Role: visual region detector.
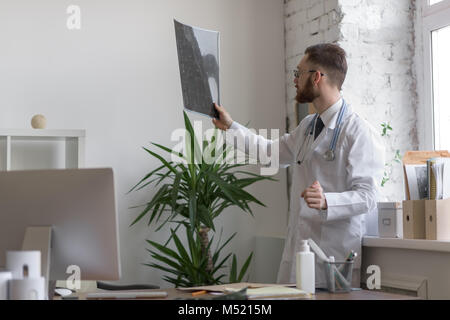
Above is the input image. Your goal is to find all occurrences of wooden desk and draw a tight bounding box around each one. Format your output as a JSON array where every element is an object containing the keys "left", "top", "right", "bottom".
[
  {"left": 313, "top": 289, "right": 420, "bottom": 300},
  {"left": 65, "top": 287, "right": 420, "bottom": 300}
]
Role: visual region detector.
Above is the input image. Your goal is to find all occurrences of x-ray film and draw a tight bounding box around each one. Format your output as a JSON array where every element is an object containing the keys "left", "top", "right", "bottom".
[{"left": 174, "top": 19, "right": 220, "bottom": 118}]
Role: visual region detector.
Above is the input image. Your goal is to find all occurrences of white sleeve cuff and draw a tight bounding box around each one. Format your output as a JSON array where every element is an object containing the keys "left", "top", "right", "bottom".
[{"left": 229, "top": 121, "right": 246, "bottom": 131}]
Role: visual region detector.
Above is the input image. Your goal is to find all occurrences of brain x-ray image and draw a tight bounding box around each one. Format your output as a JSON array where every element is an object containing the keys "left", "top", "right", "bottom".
[{"left": 174, "top": 19, "right": 220, "bottom": 119}]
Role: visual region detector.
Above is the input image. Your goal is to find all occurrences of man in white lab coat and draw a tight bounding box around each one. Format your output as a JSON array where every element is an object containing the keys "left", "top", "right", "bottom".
[{"left": 212, "top": 43, "right": 385, "bottom": 288}]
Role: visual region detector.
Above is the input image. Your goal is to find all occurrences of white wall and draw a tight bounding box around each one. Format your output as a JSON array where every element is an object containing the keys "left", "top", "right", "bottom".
[
  {"left": 285, "top": 0, "right": 342, "bottom": 129},
  {"left": 339, "top": 0, "right": 418, "bottom": 202},
  {"left": 414, "top": 0, "right": 430, "bottom": 151},
  {"left": 0, "top": 0, "right": 287, "bottom": 287}
]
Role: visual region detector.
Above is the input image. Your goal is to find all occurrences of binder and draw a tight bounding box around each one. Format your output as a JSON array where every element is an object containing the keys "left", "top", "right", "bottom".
[{"left": 427, "top": 158, "right": 437, "bottom": 200}]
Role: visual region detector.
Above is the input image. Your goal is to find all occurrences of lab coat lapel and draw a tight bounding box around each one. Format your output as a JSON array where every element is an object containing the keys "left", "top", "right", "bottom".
[
  {"left": 305, "top": 103, "right": 353, "bottom": 163},
  {"left": 302, "top": 129, "right": 328, "bottom": 163}
]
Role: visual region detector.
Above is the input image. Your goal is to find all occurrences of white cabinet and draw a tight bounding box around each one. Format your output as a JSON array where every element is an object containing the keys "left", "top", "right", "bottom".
[{"left": 0, "top": 129, "right": 85, "bottom": 171}]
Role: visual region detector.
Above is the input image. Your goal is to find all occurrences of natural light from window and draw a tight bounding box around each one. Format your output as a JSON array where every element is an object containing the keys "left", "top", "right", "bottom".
[
  {"left": 432, "top": 25, "right": 450, "bottom": 150},
  {"left": 430, "top": 0, "right": 444, "bottom": 5}
]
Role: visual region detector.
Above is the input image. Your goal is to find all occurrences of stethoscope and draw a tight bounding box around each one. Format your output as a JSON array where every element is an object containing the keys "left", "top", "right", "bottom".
[{"left": 297, "top": 100, "right": 348, "bottom": 165}]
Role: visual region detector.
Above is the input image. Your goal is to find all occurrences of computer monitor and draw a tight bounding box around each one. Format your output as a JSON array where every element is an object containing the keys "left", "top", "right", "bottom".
[{"left": 0, "top": 168, "right": 121, "bottom": 283}]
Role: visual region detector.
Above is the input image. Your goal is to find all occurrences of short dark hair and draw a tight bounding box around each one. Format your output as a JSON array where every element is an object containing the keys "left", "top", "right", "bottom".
[{"left": 304, "top": 43, "right": 348, "bottom": 90}]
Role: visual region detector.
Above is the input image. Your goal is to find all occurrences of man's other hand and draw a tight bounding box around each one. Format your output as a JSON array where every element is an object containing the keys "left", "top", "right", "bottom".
[
  {"left": 301, "top": 181, "right": 328, "bottom": 210},
  {"left": 212, "top": 103, "right": 233, "bottom": 131}
]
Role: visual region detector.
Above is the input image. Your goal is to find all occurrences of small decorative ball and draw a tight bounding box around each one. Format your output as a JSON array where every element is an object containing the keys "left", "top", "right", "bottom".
[{"left": 31, "top": 114, "right": 47, "bottom": 129}]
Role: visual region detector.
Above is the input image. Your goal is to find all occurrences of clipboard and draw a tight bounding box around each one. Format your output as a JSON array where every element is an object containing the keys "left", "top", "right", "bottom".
[{"left": 402, "top": 151, "right": 450, "bottom": 200}]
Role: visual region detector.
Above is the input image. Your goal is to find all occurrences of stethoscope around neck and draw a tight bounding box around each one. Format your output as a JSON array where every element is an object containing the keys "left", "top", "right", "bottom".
[{"left": 296, "top": 100, "right": 348, "bottom": 165}]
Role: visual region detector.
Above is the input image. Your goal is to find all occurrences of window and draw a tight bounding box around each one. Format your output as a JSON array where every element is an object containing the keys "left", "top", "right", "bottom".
[
  {"left": 422, "top": 0, "right": 450, "bottom": 150},
  {"left": 430, "top": 0, "right": 444, "bottom": 5},
  {"left": 431, "top": 26, "right": 450, "bottom": 149}
]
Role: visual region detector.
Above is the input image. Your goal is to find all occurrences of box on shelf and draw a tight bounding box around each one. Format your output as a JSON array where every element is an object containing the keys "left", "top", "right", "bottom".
[
  {"left": 403, "top": 200, "right": 426, "bottom": 239},
  {"left": 378, "top": 202, "right": 403, "bottom": 238},
  {"left": 364, "top": 207, "right": 379, "bottom": 237},
  {"left": 425, "top": 198, "right": 450, "bottom": 240}
]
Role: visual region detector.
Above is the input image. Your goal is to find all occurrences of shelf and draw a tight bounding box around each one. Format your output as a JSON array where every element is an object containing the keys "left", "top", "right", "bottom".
[
  {"left": 0, "top": 129, "right": 85, "bottom": 138},
  {"left": 0, "top": 129, "right": 85, "bottom": 171},
  {"left": 363, "top": 236, "right": 450, "bottom": 253}
]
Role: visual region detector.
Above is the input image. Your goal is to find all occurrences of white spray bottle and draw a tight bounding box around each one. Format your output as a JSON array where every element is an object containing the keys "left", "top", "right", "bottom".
[{"left": 296, "top": 240, "right": 315, "bottom": 294}]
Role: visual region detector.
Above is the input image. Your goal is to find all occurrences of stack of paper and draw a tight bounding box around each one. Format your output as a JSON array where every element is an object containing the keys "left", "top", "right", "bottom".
[
  {"left": 405, "top": 164, "right": 428, "bottom": 200},
  {"left": 428, "top": 158, "right": 450, "bottom": 200}
]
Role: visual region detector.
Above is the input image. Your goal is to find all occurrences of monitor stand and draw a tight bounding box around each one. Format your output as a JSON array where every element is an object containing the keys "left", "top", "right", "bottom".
[{"left": 22, "top": 226, "right": 53, "bottom": 299}]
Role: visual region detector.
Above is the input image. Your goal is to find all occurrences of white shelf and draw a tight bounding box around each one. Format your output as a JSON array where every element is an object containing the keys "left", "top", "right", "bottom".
[
  {"left": 0, "top": 129, "right": 85, "bottom": 138},
  {"left": 363, "top": 236, "right": 450, "bottom": 253},
  {"left": 0, "top": 129, "right": 85, "bottom": 171}
]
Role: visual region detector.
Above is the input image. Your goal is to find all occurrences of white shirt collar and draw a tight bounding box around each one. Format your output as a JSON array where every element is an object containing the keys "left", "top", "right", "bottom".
[{"left": 319, "top": 98, "right": 343, "bottom": 130}]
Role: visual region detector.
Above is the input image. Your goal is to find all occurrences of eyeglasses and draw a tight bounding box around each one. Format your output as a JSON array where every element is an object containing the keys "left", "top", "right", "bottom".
[{"left": 293, "top": 70, "right": 326, "bottom": 79}]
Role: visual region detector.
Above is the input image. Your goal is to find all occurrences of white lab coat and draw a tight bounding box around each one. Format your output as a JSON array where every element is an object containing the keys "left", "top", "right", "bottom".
[{"left": 226, "top": 99, "right": 385, "bottom": 288}]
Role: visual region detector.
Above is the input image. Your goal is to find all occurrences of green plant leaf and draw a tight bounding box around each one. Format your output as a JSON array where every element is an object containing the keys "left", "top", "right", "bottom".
[
  {"left": 170, "top": 229, "right": 192, "bottom": 266},
  {"left": 152, "top": 142, "right": 186, "bottom": 160},
  {"left": 146, "top": 239, "right": 181, "bottom": 262},
  {"left": 143, "top": 147, "right": 178, "bottom": 175},
  {"left": 212, "top": 252, "right": 232, "bottom": 274},
  {"left": 206, "top": 173, "right": 246, "bottom": 211},
  {"left": 163, "top": 223, "right": 182, "bottom": 247},
  {"left": 197, "top": 204, "right": 215, "bottom": 231},
  {"left": 162, "top": 275, "right": 191, "bottom": 288},
  {"left": 144, "top": 263, "right": 183, "bottom": 277},
  {"left": 188, "top": 192, "right": 197, "bottom": 230},
  {"left": 129, "top": 184, "right": 170, "bottom": 227},
  {"left": 183, "top": 111, "right": 203, "bottom": 166},
  {"left": 186, "top": 227, "right": 199, "bottom": 267},
  {"left": 229, "top": 254, "right": 237, "bottom": 283},
  {"left": 171, "top": 172, "right": 182, "bottom": 209},
  {"left": 133, "top": 176, "right": 165, "bottom": 193},
  {"left": 128, "top": 164, "right": 165, "bottom": 193},
  {"left": 213, "top": 232, "right": 237, "bottom": 261},
  {"left": 237, "top": 252, "right": 253, "bottom": 282}
]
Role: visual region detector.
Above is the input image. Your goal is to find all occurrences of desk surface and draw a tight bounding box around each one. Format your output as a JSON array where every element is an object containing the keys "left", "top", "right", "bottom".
[{"left": 65, "top": 287, "right": 419, "bottom": 300}]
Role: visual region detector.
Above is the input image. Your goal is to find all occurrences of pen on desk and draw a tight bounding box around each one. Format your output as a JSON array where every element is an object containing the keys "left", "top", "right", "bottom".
[
  {"left": 338, "top": 251, "right": 357, "bottom": 273},
  {"left": 335, "top": 251, "right": 358, "bottom": 286},
  {"left": 192, "top": 290, "right": 207, "bottom": 297},
  {"left": 344, "top": 250, "right": 356, "bottom": 261}
]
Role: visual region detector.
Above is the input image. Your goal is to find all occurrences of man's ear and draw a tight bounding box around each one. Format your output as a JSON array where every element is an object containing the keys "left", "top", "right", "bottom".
[{"left": 313, "top": 71, "right": 321, "bottom": 85}]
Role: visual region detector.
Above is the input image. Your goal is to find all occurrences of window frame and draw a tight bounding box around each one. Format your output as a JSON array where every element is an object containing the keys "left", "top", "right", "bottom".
[
  {"left": 423, "top": 0, "right": 450, "bottom": 17},
  {"left": 421, "top": 0, "right": 450, "bottom": 150}
]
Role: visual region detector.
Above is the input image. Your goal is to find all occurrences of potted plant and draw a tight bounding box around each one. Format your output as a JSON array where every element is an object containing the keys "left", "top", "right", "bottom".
[
  {"left": 380, "top": 122, "right": 402, "bottom": 188},
  {"left": 129, "top": 112, "right": 274, "bottom": 287},
  {"left": 368, "top": 122, "right": 404, "bottom": 238}
]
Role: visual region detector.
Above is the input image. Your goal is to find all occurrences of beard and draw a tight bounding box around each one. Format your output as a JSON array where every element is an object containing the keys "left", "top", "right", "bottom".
[{"left": 296, "top": 79, "right": 319, "bottom": 104}]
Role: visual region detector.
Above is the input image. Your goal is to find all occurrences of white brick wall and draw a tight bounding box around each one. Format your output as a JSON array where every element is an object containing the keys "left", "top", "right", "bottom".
[
  {"left": 284, "top": 0, "right": 342, "bottom": 128},
  {"left": 284, "top": 0, "right": 418, "bottom": 202}
]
